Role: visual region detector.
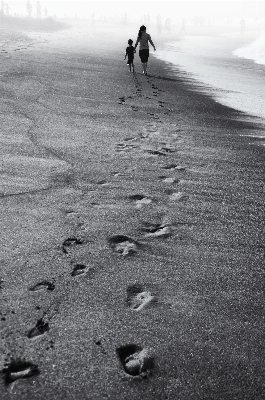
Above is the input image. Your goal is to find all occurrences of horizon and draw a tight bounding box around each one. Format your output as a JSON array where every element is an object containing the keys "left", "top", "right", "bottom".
[{"left": 4, "top": 1, "right": 265, "bottom": 20}]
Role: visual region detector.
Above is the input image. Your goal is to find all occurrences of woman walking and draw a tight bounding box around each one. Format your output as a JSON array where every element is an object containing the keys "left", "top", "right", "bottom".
[{"left": 134, "top": 25, "right": 156, "bottom": 75}]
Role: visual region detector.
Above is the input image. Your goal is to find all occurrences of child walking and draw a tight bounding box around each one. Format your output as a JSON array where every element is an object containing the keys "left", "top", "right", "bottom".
[{"left": 124, "top": 39, "right": 136, "bottom": 72}]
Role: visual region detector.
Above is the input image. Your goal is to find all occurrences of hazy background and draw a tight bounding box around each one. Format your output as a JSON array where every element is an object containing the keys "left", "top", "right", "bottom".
[{"left": 4, "top": 1, "right": 265, "bottom": 25}]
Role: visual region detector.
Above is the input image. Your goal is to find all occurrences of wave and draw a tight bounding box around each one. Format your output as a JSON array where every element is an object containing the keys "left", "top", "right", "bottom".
[{"left": 233, "top": 32, "right": 265, "bottom": 65}]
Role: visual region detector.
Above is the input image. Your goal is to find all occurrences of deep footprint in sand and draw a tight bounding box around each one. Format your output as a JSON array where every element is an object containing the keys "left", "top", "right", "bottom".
[
  {"left": 163, "top": 164, "right": 186, "bottom": 171},
  {"left": 2, "top": 359, "right": 40, "bottom": 384},
  {"left": 168, "top": 191, "right": 189, "bottom": 202},
  {"left": 142, "top": 222, "right": 171, "bottom": 238},
  {"left": 145, "top": 149, "right": 168, "bottom": 156},
  {"left": 29, "top": 281, "right": 55, "bottom": 292},
  {"left": 159, "top": 176, "right": 180, "bottom": 184},
  {"left": 71, "top": 264, "right": 95, "bottom": 277},
  {"left": 28, "top": 317, "right": 49, "bottom": 340},
  {"left": 128, "top": 194, "right": 152, "bottom": 208},
  {"left": 108, "top": 235, "right": 139, "bottom": 256},
  {"left": 116, "top": 344, "right": 154, "bottom": 377},
  {"left": 62, "top": 237, "right": 83, "bottom": 253},
  {"left": 126, "top": 284, "right": 154, "bottom": 311}
]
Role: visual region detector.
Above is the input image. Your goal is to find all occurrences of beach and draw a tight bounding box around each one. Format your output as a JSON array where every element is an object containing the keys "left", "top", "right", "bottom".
[{"left": 0, "top": 17, "right": 264, "bottom": 399}]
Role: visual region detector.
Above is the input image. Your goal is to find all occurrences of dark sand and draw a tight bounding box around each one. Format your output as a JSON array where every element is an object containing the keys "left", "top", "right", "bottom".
[{"left": 0, "top": 19, "right": 264, "bottom": 399}]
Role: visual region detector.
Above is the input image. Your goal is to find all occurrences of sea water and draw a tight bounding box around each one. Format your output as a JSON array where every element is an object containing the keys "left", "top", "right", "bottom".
[{"left": 154, "top": 31, "right": 265, "bottom": 144}]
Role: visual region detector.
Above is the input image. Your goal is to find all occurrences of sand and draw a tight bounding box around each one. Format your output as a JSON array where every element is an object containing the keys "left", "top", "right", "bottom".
[{"left": 0, "top": 18, "right": 264, "bottom": 399}]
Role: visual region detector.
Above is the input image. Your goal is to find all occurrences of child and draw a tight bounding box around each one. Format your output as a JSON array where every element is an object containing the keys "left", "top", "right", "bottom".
[{"left": 124, "top": 39, "right": 136, "bottom": 72}]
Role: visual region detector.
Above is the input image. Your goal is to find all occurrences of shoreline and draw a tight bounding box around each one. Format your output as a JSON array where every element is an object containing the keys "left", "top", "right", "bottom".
[
  {"left": 0, "top": 20, "right": 264, "bottom": 399},
  {"left": 153, "top": 32, "right": 265, "bottom": 129}
]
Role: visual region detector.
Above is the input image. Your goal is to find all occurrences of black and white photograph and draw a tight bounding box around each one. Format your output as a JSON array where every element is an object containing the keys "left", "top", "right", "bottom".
[{"left": 0, "top": 1, "right": 264, "bottom": 398}]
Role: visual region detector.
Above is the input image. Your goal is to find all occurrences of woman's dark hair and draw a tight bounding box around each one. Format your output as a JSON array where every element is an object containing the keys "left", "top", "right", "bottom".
[
  {"left": 128, "top": 39, "right": 133, "bottom": 45},
  {"left": 138, "top": 25, "right": 146, "bottom": 39}
]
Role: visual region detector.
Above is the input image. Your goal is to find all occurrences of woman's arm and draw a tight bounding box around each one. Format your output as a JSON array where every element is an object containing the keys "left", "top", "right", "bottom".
[
  {"left": 148, "top": 35, "right": 156, "bottom": 51},
  {"left": 134, "top": 36, "right": 140, "bottom": 49}
]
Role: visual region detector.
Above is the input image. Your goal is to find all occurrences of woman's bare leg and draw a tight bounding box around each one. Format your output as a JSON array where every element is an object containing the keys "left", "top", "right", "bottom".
[{"left": 142, "top": 62, "right": 147, "bottom": 74}]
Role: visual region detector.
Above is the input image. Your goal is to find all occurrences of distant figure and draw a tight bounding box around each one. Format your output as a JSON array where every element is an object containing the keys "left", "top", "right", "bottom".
[
  {"left": 36, "top": 1, "right": 41, "bottom": 18},
  {"left": 44, "top": 7, "right": 47, "bottom": 17},
  {"left": 156, "top": 14, "right": 162, "bottom": 36},
  {"left": 91, "top": 11, "right": 95, "bottom": 25},
  {"left": 26, "top": 1, "right": 32, "bottom": 18},
  {"left": 4, "top": 2, "right": 10, "bottom": 15},
  {"left": 124, "top": 39, "right": 136, "bottom": 73},
  {"left": 165, "top": 18, "right": 171, "bottom": 34},
  {"left": 240, "top": 18, "right": 246, "bottom": 34},
  {"left": 1, "top": 0, "right": 5, "bottom": 16},
  {"left": 122, "top": 12, "right": 127, "bottom": 25},
  {"left": 180, "top": 18, "right": 187, "bottom": 35},
  {"left": 147, "top": 14, "right": 150, "bottom": 25},
  {"left": 134, "top": 25, "right": 156, "bottom": 76}
]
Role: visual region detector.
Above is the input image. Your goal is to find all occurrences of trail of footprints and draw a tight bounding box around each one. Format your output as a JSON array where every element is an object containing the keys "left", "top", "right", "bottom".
[
  {"left": 2, "top": 73, "right": 190, "bottom": 386},
  {"left": 117, "top": 79, "right": 180, "bottom": 160}
]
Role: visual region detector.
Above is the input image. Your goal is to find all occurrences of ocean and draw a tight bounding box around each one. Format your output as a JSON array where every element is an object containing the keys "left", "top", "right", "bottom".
[{"left": 154, "top": 30, "right": 265, "bottom": 144}]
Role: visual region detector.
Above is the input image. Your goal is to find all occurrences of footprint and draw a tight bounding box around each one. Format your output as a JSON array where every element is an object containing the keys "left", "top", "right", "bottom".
[
  {"left": 116, "top": 143, "right": 127, "bottom": 151},
  {"left": 29, "top": 281, "right": 55, "bottom": 292},
  {"left": 2, "top": 359, "right": 39, "bottom": 384},
  {"left": 136, "top": 198, "right": 152, "bottom": 209},
  {"left": 96, "top": 180, "right": 110, "bottom": 186},
  {"left": 128, "top": 195, "right": 152, "bottom": 208},
  {"left": 71, "top": 264, "right": 94, "bottom": 277},
  {"left": 160, "top": 145, "right": 175, "bottom": 153},
  {"left": 163, "top": 164, "right": 186, "bottom": 171},
  {"left": 94, "top": 339, "right": 107, "bottom": 355},
  {"left": 28, "top": 317, "right": 49, "bottom": 340},
  {"left": 118, "top": 97, "right": 125, "bottom": 105},
  {"left": 108, "top": 235, "right": 139, "bottom": 256},
  {"left": 115, "top": 143, "right": 138, "bottom": 153},
  {"left": 159, "top": 177, "right": 179, "bottom": 184},
  {"left": 126, "top": 284, "right": 154, "bottom": 311},
  {"left": 145, "top": 149, "right": 167, "bottom": 156},
  {"left": 116, "top": 344, "right": 154, "bottom": 377},
  {"left": 62, "top": 237, "right": 83, "bottom": 253},
  {"left": 142, "top": 223, "right": 171, "bottom": 238},
  {"left": 168, "top": 192, "right": 189, "bottom": 201}
]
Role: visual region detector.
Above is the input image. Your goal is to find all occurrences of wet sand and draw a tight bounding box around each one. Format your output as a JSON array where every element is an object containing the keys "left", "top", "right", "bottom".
[{"left": 0, "top": 20, "right": 264, "bottom": 399}]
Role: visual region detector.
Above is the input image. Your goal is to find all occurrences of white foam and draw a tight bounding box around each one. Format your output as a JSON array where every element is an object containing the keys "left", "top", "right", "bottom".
[
  {"left": 154, "top": 35, "right": 265, "bottom": 123},
  {"left": 233, "top": 32, "right": 265, "bottom": 65}
]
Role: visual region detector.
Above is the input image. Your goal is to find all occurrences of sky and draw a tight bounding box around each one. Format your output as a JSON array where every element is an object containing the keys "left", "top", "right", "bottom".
[{"left": 6, "top": 1, "right": 265, "bottom": 20}]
